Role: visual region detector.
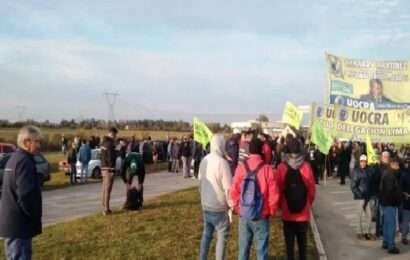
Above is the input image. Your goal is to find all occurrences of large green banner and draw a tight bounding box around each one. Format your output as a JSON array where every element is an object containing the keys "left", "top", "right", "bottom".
[{"left": 311, "top": 103, "right": 410, "bottom": 143}]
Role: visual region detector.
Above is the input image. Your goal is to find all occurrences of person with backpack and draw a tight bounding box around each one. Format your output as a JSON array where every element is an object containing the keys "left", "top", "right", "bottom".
[
  {"left": 121, "top": 152, "right": 146, "bottom": 210},
  {"left": 379, "top": 157, "right": 402, "bottom": 254},
  {"left": 276, "top": 137, "right": 316, "bottom": 260},
  {"left": 230, "top": 138, "right": 279, "bottom": 260},
  {"left": 198, "top": 134, "right": 232, "bottom": 260}
]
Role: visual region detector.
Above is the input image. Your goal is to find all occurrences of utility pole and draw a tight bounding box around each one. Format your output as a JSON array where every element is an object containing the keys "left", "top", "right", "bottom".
[
  {"left": 104, "top": 92, "right": 119, "bottom": 126},
  {"left": 16, "top": 105, "right": 26, "bottom": 122}
]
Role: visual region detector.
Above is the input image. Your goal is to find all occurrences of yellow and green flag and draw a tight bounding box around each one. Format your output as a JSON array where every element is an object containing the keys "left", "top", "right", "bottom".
[
  {"left": 282, "top": 102, "right": 303, "bottom": 129},
  {"left": 366, "top": 135, "right": 379, "bottom": 165},
  {"left": 193, "top": 117, "right": 213, "bottom": 147},
  {"left": 311, "top": 120, "right": 333, "bottom": 155}
]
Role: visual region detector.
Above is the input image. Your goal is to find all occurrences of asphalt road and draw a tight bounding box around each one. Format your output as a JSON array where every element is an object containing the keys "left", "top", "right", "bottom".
[
  {"left": 43, "top": 171, "right": 198, "bottom": 226},
  {"left": 314, "top": 177, "right": 410, "bottom": 260}
]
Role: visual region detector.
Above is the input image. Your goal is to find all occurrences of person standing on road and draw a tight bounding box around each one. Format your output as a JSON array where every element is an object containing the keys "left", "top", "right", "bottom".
[
  {"left": 181, "top": 135, "right": 193, "bottom": 178},
  {"left": 338, "top": 142, "right": 352, "bottom": 185},
  {"left": 198, "top": 134, "right": 233, "bottom": 260},
  {"left": 100, "top": 127, "right": 118, "bottom": 216},
  {"left": 351, "top": 155, "right": 374, "bottom": 240},
  {"left": 225, "top": 133, "right": 240, "bottom": 176},
  {"left": 379, "top": 157, "right": 402, "bottom": 254},
  {"left": 277, "top": 137, "right": 316, "bottom": 260},
  {"left": 230, "top": 138, "right": 279, "bottom": 260},
  {"left": 61, "top": 134, "right": 68, "bottom": 155},
  {"left": 0, "top": 126, "right": 43, "bottom": 260},
  {"left": 78, "top": 139, "right": 91, "bottom": 183},
  {"left": 67, "top": 142, "right": 78, "bottom": 184},
  {"left": 400, "top": 159, "right": 410, "bottom": 245},
  {"left": 171, "top": 138, "right": 181, "bottom": 173}
]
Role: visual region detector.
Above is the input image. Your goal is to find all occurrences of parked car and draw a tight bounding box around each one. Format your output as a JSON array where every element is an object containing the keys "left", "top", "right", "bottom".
[
  {"left": 75, "top": 148, "right": 102, "bottom": 179},
  {"left": 0, "top": 143, "right": 16, "bottom": 160},
  {"left": 0, "top": 152, "right": 50, "bottom": 198}
]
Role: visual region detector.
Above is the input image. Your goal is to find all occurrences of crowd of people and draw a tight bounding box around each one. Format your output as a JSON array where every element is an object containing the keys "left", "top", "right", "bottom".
[{"left": 198, "top": 131, "right": 316, "bottom": 260}]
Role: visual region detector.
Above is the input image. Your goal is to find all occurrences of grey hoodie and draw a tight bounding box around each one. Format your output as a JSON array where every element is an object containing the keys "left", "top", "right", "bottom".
[{"left": 198, "top": 134, "right": 232, "bottom": 212}]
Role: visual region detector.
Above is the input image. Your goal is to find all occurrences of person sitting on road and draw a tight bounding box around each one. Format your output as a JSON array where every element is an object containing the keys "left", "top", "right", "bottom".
[
  {"left": 121, "top": 151, "right": 146, "bottom": 210},
  {"left": 351, "top": 155, "right": 374, "bottom": 240}
]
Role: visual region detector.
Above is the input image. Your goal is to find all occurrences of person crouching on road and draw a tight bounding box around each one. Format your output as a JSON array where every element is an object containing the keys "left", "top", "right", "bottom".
[
  {"left": 379, "top": 157, "right": 402, "bottom": 254},
  {"left": 351, "top": 155, "right": 374, "bottom": 240},
  {"left": 277, "top": 137, "right": 316, "bottom": 260},
  {"left": 101, "top": 127, "right": 118, "bottom": 216},
  {"left": 198, "top": 134, "right": 233, "bottom": 260},
  {"left": 230, "top": 138, "right": 279, "bottom": 260},
  {"left": 0, "top": 126, "right": 43, "bottom": 260}
]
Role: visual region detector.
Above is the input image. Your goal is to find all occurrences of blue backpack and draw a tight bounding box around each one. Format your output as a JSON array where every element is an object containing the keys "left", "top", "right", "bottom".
[{"left": 240, "top": 161, "right": 265, "bottom": 220}]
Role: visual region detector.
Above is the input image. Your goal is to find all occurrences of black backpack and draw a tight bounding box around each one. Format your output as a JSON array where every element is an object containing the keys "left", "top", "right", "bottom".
[
  {"left": 284, "top": 164, "right": 307, "bottom": 213},
  {"left": 123, "top": 187, "right": 143, "bottom": 211}
]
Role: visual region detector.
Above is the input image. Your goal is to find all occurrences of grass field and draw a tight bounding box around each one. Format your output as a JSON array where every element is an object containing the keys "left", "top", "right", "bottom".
[
  {"left": 0, "top": 188, "right": 318, "bottom": 260},
  {"left": 43, "top": 152, "right": 169, "bottom": 191}
]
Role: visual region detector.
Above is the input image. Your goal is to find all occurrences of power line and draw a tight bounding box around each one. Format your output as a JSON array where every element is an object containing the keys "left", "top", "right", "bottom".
[{"left": 103, "top": 92, "right": 119, "bottom": 124}]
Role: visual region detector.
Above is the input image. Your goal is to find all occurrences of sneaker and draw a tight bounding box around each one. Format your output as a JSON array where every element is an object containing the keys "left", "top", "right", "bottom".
[
  {"left": 388, "top": 247, "right": 400, "bottom": 254},
  {"left": 364, "top": 234, "right": 371, "bottom": 241},
  {"left": 402, "top": 238, "right": 409, "bottom": 245},
  {"left": 382, "top": 244, "right": 388, "bottom": 250},
  {"left": 356, "top": 234, "right": 365, "bottom": 240}
]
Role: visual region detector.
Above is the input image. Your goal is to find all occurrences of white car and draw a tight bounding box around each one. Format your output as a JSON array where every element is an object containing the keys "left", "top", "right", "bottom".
[{"left": 76, "top": 149, "right": 102, "bottom": 179}]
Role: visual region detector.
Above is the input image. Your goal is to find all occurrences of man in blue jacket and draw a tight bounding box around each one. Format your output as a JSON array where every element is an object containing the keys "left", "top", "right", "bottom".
[
  {"left": 78, "top": 139, "right": 92, "bottom": 183},
  {"left": 0, "top": 125, "right": 43, "bottom": 260}
]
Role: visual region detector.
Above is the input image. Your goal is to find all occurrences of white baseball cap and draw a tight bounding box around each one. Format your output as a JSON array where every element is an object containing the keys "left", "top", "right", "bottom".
[{"left": 360, "top": 155, "right": 368, "bottom": 161}]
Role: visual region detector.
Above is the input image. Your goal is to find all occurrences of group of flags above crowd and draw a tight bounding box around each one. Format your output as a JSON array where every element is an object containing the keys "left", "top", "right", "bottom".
[{"left": 193, "top": 53, "right": 410, "bottom": 165}]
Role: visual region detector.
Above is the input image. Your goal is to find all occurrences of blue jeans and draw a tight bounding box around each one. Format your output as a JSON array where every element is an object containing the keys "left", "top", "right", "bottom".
[
  {"left": 382, "top": 206, "right": 397, "bottom": 250},
  {"left": 199, "top": 211, "right": 230, "bottom": 260},
  {"left": 239, "top": 218, "right": 269, "bottom": 260},
  {"left": 81, "top": 163, "right": 89, "bottom": 182},
  {"left": 400, "top": 209, "right": 410, "bottom": 238},
  {"left": 4, "top": 238, "right": 32, "bottom": 260}
]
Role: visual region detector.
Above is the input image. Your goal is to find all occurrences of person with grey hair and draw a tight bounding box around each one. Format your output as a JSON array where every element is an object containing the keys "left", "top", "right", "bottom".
[{"left": 0, "top": 125, "right": 43, "bottom": 260}]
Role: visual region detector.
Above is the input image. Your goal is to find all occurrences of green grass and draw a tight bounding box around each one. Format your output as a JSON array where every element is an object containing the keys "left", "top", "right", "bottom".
[
  {"left": 42, "top": 152, "right": 169, "bottom": 191},
  {"left": 0, "top": 188, "right": 318, "bottom": 260}
]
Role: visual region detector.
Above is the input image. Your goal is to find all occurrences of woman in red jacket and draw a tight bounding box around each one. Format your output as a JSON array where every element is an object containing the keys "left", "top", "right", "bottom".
[{"left": 276, "top": 137, "right": 316, "bottom": 260}]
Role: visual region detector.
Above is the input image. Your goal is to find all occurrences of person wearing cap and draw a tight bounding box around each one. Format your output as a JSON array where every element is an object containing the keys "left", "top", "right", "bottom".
[{"left": 351, "top": 154, "right": 373, "bottom": 240}]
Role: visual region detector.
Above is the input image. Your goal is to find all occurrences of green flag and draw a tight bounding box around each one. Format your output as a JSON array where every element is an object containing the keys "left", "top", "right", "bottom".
[
  {"left": 311, "top": 120, "right": 333, "bottom": 155},
  {"left": 282, "top": 102, "right": 303, "bottom": 129},
  {"left": 193, "top": 117, "right": 213, "bottom": 147},
  {"left": 366, "top": 135, "right": 379, "bottom": 165}
]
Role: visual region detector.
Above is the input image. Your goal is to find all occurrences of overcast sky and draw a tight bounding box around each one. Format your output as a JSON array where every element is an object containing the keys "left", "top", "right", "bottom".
[{"left": 1, "top": 0, "right": 410, "bottom": 123}]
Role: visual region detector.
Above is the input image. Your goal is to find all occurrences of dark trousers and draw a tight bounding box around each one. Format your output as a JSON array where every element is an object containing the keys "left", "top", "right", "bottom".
[
  {"left": 4, "top": 238, "right": 32, "bottom": 260},
  {"left": 283, "top": 221, "right": 308, "bottom": 260},
  {"left": 194, "top": 158, "right": 201, "bottom": 178},
  {"left": 339, "top": 165, "right": 348, "bottom": 185},
  {"left": 70, "top": 164, "right": 77, "bottom": 184}
]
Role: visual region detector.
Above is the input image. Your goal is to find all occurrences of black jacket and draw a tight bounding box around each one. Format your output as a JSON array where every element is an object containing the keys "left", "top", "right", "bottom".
[
  {"left": 379, "top": 169, "right": 402, "bottom": 207},
  {"left": 0, "top": 149, "right": 42, "bottom": 239},
  {"left": 101, "top": 136, "right": 116, "bottom": 169},
  {"left": 180, "top": 141, "right": 192, "bottom": 157},
  {"left": 400, "top": 170, "right": 410, "bottom": 210},
  {"left": 351, "top": 167, "right": 371, "bottom": 200}
]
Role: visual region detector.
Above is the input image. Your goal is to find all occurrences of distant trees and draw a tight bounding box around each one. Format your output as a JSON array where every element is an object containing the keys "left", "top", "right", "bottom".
[
  {"left": 257, "top": 114, "right": 269, "bottom": 122},
  {"left": 0, "top": 119, "right": 230, "bottom": 132}
]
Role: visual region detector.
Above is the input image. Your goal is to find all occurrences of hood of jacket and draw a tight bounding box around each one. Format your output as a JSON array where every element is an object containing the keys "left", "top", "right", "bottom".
[
  {"left": 283, "top": 153, "right": 305, "bottom": 170},
  {"left": 210, "top": 134, "right": 226, "bottom": 157}
]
